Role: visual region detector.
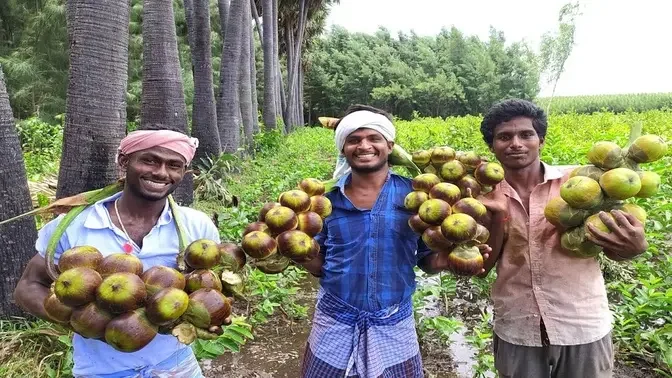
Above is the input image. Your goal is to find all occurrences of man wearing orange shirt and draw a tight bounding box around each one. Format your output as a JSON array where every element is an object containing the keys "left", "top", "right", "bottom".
[{"left": 477, "top": 99, "right": 648, "bottom": 378}]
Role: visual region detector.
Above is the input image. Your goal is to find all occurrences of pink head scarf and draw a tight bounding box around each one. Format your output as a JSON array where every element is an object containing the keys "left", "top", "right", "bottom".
[{"left": 116, "top": 130, "right": 199, "bottom": 165}]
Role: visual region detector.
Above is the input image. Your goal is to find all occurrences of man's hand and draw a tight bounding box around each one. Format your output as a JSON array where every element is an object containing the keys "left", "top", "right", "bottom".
[
  {"left": 477, "top": 185, "right": 508, "bottom": 215},
  {"left": 585, "top": 210, "right": 648, "bottom": 261}
]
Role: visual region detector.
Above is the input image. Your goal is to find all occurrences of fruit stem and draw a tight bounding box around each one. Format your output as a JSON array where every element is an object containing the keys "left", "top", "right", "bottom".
[
  {"left": 168, "top": 195, "right": 188, "bottom": 271},
  {"left": 626, "top": 121, "right": 643, "bottom": 148}
]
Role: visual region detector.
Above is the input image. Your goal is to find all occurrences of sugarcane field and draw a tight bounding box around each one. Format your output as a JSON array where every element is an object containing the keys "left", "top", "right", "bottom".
[{"left": 0, "top": 1, "right": 670, "bottom": 377}]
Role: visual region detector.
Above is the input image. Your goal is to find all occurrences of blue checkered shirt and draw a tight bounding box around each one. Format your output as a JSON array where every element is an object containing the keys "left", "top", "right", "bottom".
[{"left": 315, "top": 171, "right": 432, "bottom": 312}]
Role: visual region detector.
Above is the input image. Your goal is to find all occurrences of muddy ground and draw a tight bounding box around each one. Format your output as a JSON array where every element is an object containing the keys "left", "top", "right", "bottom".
[{"left": 201, "top": 274, "right": 658, "bottom": 378}]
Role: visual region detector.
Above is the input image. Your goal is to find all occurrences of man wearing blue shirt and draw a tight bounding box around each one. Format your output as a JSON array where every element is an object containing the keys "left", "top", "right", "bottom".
[
  {"left": 297, "top": 105, "right": 490, "bottom": 378},
  {"left": 14, "top": 126, "right": 219, "bottom": 377}
]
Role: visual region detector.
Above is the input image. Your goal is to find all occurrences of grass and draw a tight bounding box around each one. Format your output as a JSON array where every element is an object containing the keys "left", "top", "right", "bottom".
[{"left": 0, "top": 318, "right": 73, "bottom": 378}]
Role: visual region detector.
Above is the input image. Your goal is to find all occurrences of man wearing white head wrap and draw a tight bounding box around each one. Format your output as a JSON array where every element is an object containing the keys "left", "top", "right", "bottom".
[
  {"left": 332, "top": 109, "right": 396, "bottom": 180},
  {"left": 296, "top": 104, "right": 491, "bottom": 378}
]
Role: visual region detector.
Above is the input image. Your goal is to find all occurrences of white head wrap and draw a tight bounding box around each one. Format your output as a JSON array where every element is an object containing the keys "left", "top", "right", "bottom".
[{"left": 332, "top": 110, "right": 396, "bottom": 180}]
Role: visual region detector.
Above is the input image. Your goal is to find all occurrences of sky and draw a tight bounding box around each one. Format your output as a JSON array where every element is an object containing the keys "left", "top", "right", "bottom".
[{"left": 325, "top": 0, "right": 672, "bottom": 97}]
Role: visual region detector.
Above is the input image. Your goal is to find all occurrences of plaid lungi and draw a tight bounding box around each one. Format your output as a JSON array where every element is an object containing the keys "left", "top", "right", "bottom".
[{"left": 300, "top": 287, "right": 423, "bottom": 378}]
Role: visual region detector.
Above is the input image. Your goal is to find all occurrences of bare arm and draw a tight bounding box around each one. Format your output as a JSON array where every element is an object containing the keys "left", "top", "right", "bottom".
[{"left": 14, "top": 254, "right": 54, "bottom": 321}]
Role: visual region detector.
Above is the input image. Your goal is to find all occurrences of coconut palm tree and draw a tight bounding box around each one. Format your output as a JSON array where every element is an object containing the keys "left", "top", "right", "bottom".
[
  {"left": 56, "top": 0, "right": 130, "bottom": 198},
  {"left": 141, "top": 0, "right": 193, "bottom": 204},
  {"left": 0, "top": 66, "right": 38, "bottom": 316}
]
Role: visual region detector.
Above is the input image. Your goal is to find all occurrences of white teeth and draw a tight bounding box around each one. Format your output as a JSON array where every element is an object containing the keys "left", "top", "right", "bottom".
[{"left": 142, "top": 179, "right": 168, "bottom": 189}]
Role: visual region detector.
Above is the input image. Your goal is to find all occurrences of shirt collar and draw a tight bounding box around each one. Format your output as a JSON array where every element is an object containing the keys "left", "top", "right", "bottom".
[
  {"left": 541, "top": 161, "right": 564, "bottom": 182},
  {"left": 83, "top": 191, "right": 173, "bottom": 230}
]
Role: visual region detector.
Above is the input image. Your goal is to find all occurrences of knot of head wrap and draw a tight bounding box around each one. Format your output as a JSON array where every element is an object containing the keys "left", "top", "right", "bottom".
[
  {"left": 332, "top": 110, "right": 396, "bottom": 180},
  {"left": 116, "top": 130, "right": 199, "bottom": 165}
]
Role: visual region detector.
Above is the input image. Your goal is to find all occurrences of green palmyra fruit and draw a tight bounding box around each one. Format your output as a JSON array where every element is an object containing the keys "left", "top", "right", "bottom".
[
  {"left": 182, "top": 288, "right": 232, "bottom": 329},
  {"left": 599, "top": 167, "right": 641, "bottom": 200},
  {"left": 412, "top": 173, "right": 442, "bottom": 193},
  {"left": 636, "top": 171, "right": 661, "bottom": 198},
  {"left": 616, "top": 203, "right": 647, "bottom": 224},
  {"left": 54, "top": 267, "right": 102, "bottom": 307},
  {"left": 441, "top": 213, "right": 478, "bottom": 243},
  {"left": 418, "top": 198, "right": 452, "bottom": 225},
  {"left": 145, "top": 287, "right": 190, "bottom": 326},
  {"left": 447, "top": 244, "right": 484, "bottom": 276},
  {"left": 544, "top": 196, "right": 590, "bottom": 228},
  {"left": 627, "top": 134, "right": 668, "bottom": 163},
  {"left": 96, "top": 272, "right": 147, "bottom": 314},
  {"left": 104, "top": 308, "right": 158, "bottom": 353},
  {"left": 141, "top": 266, "right": 186, "bottom": 297},
  {"left": 404, "top": 190, "right": 430, "bottom": 212},
  {"left": 560, "top": 227, "right": 602, "bottom": 259},
  {"left": 70, "top": 302, "right": 114, "bottom": 340},
  {"left": 58, "top": 246, "right": 104, "bottom": 273},
  {"left": 44, "top": 293, "right": 73, "bottom": 324},
  {"left": 185, "top": 269, "right": 223, "bottom": 293},
  {"left": 98, "top": 253, "right": 144, "bottom": 278},
  {"left": 184, "top": 239, "right": 221, "bottom": 270},
  {"left": 560, "top": 176, "right": 603, "bottom": 209},
  {"left": 569, "top": 165, "right": 605, "bottom": 182},
  {"left": 587, "top": 141, "right": 623, "bottom": 169}
]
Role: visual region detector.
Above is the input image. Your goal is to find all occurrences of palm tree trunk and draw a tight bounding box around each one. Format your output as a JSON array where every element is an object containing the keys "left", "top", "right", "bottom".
[
  {"left": 250, "top": 20, "right": 260, "bottom": 134},
  {"left": 217, "top": 0, "right": 244, "bottom": 153},
  {"left": 141, "top": 0, "right": 192, "bottom": 204},
  {"left": 251, "top": 0, "right": 263, "bottom": 48},
  {"left": 218, "top": 0, "right": 230, "bottom": 43},
  {"left": 57, "top": 0, "right": 129, "bottom": 199},
  {"left": 261, "top": 0, "right": 277, "bottom": 130},
  {"left": 238, "top": 0, "right": 254, "bottom": 149},
  {"left": 0, "top": 66, "right": 39, "bottom": 317},
  {"left": 286, "top": 0, "right": 307, "bottom": 130},
  {"left": 273, "top": 0, "right": 284, "bottom": 121},
  {"left": 189, "top": 0, "right": 221, "bottom": 165}
]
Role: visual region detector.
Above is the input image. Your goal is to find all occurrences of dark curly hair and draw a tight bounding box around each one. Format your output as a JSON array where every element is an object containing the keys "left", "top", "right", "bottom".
[{"left": 480, "top": 99, "right": 547, "bottom": 147}]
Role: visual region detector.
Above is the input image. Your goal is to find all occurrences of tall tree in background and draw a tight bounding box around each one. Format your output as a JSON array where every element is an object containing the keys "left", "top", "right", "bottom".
[
  {"left": 261, "top": 0, "right": 278, "bottom": 130},
  {"left": 56, "top": 0, "right": 129, "bottom": 198},
  {"left": 217, "top": 0, "right": 244, "bottom": 152},
  {"left": 249, "top": 15, "right": 260, "bottom": 133},
  {"left": 540, "top": 1, "right": 581, "bottom": 114},
  {"left": 239, "top": 0, "right": 255, "bottom": 148},
  {"left": 141, "top": 0, "right": 193, "bottom": 204},
  {"left": 0, "top": 66, "right": 38, "bottom": 317},
  {"left": 185, "top": 0, "right": 222, "bottom": 164}
]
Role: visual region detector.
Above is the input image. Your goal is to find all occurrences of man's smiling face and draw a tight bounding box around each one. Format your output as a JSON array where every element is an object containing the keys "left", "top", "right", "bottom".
[
  {"left": 342, "top": 128, "right": 394, "bottom": 174},
  {"left": 120, "top": 146, "right": 186, "bottom": 201}
]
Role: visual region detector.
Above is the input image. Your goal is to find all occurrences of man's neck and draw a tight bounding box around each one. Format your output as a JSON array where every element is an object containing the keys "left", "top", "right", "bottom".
[
  {"left": 116, "top": 188, "right": 167, "bottom": 222},
  {"left": 504, "top": 159, "right": 545, "bottom": 193},
  {"left": 348, "top": 168, "right": 389, "bottom": 191}
]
